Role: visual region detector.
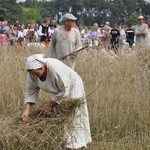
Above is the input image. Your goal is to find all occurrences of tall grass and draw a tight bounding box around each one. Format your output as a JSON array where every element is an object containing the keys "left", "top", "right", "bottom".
[{"left": 0, "top": 45, "right": 150, "bottom": 150}]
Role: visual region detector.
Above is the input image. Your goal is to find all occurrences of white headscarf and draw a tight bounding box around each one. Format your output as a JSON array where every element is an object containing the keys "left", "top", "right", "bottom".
[{"left": 26, "top": 54, "right": 46, "bottom": 70}]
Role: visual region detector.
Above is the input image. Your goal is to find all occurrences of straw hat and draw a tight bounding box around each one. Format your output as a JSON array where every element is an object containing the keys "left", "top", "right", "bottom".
[{"left": 138, "top": 15, "right": 144, "bottom": 20}]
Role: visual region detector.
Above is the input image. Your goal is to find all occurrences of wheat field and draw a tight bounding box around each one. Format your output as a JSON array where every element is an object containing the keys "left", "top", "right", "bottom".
[{"left": 0, "top": 44, "right": 149, "bottom": 150}]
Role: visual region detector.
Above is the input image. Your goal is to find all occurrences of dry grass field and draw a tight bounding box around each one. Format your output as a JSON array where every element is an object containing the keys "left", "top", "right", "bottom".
[{"left": 0, "top": 44, "right": 149, "bottom": 150}]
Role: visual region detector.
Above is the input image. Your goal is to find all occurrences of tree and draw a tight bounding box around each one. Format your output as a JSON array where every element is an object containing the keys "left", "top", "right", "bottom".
[
  {"left": 70, "top": 0, "right": 84, "bottom": 26},
  {"left": 0, "top": 0, "right": 149, "bottom": 26},
  {"left": 39, "top": 0, "right": 55, "bottom": 20},
  {"left": 0, "top": 0, "right": 16, "bottom": 4},
  {"left": 0, "top": 2, "right": 22, "bottom": 24},
  {"left": 125, "top": 12, "right": 138, "bottom": 26},
  {"left": 22, "top": 7, "right": 41, "bottom": 25},
  {"left": 24, "top": 0, "right": 39, "bottom": 7}
]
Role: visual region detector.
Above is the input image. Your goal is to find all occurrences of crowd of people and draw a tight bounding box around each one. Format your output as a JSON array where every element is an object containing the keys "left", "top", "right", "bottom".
[
  {"left": 0, "top": 18, "right": 57, "bottom": 48},
  {"left": 80, "top": 15, "right": 150, "bottom": 51},
  {"left": 0, "top": 15, "right": 150, "bottom": 52}
]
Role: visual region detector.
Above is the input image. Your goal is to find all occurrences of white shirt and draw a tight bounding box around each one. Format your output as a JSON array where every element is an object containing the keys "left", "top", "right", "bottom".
[
  {"left": 17, "top": 30, "right": 26, "bottom": 38},
  {"left": 25, "top": 58, "right": 83, "bottom": 104},
  {"left": 37, "top": 24, "right": 52, "bottom": 37}
]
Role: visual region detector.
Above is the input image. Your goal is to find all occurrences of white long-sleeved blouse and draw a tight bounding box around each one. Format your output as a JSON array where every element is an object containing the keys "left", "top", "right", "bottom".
[{"left": 24, "top": 58, "right": 83, "bottom": 104}]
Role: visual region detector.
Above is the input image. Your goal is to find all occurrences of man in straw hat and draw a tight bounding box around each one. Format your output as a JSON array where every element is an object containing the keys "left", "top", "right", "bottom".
[
  {"left": 21, "top": 54, "right": 92, "bottom": 149},
  {"left": 134, "top": 15, "right": 148, "bottom": 44},
  {"left": 46, "top": 13, "right": 82, "bottom": 70}
]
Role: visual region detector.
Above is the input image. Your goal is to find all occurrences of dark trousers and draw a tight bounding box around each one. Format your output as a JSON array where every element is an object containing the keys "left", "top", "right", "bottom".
[
  {"left": 110, "top": 38, "right": 119, "bottom": 53},
  {"left": 126, "top": 39, "right": 134, "bottom": 48}
]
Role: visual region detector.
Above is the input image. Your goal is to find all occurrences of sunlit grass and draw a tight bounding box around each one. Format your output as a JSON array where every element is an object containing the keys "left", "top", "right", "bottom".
[{"left": 0, "top": 45, "right": 149, "bottom": 149}]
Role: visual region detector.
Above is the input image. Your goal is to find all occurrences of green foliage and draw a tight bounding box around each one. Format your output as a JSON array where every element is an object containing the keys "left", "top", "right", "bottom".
[
  {"left": 53, "top": 0, "right": 70, "bottom": 13},
  {"left": 24, "top": 0, "right": 39, "bottom": 7},
  {"left": 0, "top": 0, "right": 149, "bottom": 26},
  {"left": 0, "top": 0, "right": 16, "bottom": 4},
  {"left": 22, "top": 7, "right": 41, "bottom": 26},
  {"left": 126, "top": 13, "right": 138, "bottom": 26},
  {"left": 0, "top": 3, "right": 22, "bottom": 24},
  {"left": 39, "top": 1, "right": 55, "bottom": 19}
]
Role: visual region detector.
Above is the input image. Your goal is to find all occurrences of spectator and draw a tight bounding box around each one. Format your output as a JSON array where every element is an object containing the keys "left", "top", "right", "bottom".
[
  {"left": 101, "top": 28, "right": 111, "bottom": 48},
  {"left": 87, "top": 23, "right": 101, "bottom": 47},
  {"left": 8, "top": 25, "right": 17, "bottom": 46},
  {"left": 104, "top": 21, "right": 112, "bottom": 31},
  {"left": 25, "top": 22, "right": 38, "bottom": 43},
  {"left": 37, "top": 18, "right": 52, "bottom": 47},
  {"left": 0, "top": 30, "right": 8, "bottom": 49},
  {"left": 134, "top": 15, "right": 148, "bottom": 45},
  {"left": 102, "top": 22, "right": 112, "bottom": 48},
  {"left": 3, "top": 21, "right": 9, "bottom": 33},
  {"left": 0, "top": 21, "right": 4, "bottom": 33},
  {"left": 125, "top": 24, "right": 135, "bottom": 48},
  {"left": 119, "top": 25, "right": 126, "bottom": 46},
  {"left": 14, "top": 20, "right": 21, "bottom": 29},
  {"left": 17, "top": 26, "right": 26, "bottom": 46},
  {"left": 110, "top": 25, "right": 120, "bottom": 53}
]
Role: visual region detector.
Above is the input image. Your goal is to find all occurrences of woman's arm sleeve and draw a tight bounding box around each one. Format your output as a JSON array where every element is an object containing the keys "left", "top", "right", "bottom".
[
  {"left": 24, "top": 74, "right": 40, "bottom": 104},
  {"left": 51, "top": 74, "right": 66, "bottom": 104}
]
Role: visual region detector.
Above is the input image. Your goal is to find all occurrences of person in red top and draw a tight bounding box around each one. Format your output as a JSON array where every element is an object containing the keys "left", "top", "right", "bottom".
[{"left": 0, "top": 30, "right": 7, "bottom": 49}]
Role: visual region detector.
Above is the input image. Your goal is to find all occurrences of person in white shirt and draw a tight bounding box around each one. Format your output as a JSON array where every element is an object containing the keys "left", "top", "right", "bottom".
[
  {"left": 134, "top": 15, "right": 148, "bottom": 44},
  {"left": 47, "top": 13, "right": 82, "bottom": 70},
  {"left": 37, "top": 18, "right": 52, "bottom": 47},
  {"left": 21, "top": 54, "right": 92, "bottom": 149},
  {"left": 17, "top": 26, "right": 26, "bottom": 46}
]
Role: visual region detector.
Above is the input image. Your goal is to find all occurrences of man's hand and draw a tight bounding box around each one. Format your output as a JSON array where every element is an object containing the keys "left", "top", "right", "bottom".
[{"left": 69, "top": 51, "right": 77, "bottom": 59}]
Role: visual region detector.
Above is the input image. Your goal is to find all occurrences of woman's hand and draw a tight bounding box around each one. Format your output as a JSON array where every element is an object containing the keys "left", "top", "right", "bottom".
[
  {"left": 21, "top": 103, "right": 30, "bottom": 122},
  {"left": 43, "top": 100, "right": 57, "bottom": 116},
  {"left": 43, "top": 102, "right": 52, "bottom": 116}
]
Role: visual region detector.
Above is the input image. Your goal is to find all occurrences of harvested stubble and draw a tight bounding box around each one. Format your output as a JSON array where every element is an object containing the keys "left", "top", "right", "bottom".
[{"left": 0, "top": 99, "right": 82, "bottom": 150}]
